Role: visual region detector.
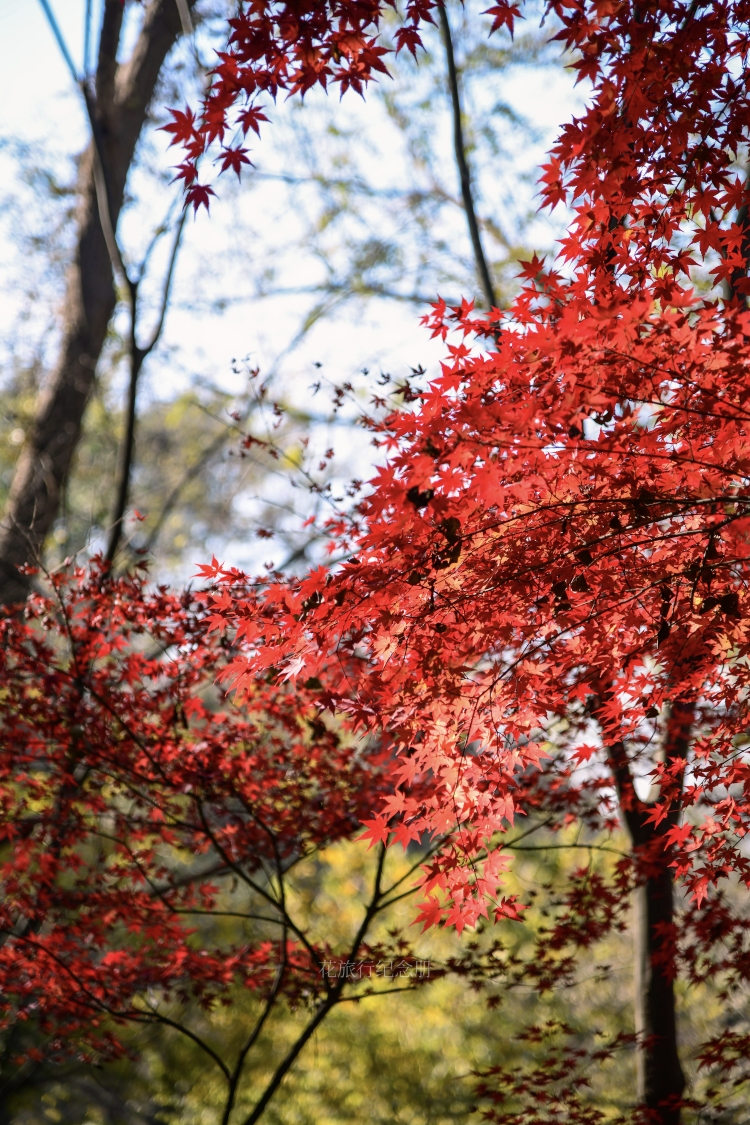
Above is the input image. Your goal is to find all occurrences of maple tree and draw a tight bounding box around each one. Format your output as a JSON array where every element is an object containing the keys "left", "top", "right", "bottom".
[
  {"left": 181, "top": 0, "right": 750, "bottom": 1121},
  {"left": 5, "top": 0, "right": 750, "bottom": 1121}
]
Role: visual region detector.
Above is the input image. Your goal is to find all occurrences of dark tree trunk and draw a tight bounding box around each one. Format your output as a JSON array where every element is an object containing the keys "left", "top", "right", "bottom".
[
  {"left": 633, "top": 868, "right": 685, "bottom": 1123},
  {"left": 0, "top": 0, "right": 191, "bottom": 605},
  {"left": 600, "top": 697, "right": 692, "bottom": 1124}
]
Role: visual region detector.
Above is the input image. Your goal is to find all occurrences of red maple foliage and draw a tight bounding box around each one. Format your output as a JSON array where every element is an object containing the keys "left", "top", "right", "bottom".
[
  {"left": 3, "top": 0, "right": 749, "bottom": 1120},
  {"left": 0, "top": 561, "right": 445, "bottom": 1117},
  {"left": 189, "top": 1, "right": 750, "bottom": 1120}
]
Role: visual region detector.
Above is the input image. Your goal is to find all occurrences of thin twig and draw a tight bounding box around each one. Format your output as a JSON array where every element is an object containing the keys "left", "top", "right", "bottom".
[
  {"left": 175, "top": 0, "right": 194, "bottom": 36},
  {"left": 220, "top": 833, "right": 289, "bottom": 1125},
  {"left": 142, "top": 208, "right": 188, "bottom": 356},
  {"left": 37, "top": 0, "right": 79, "bottom": 84},
  {"left": 84, "top": 0, "right": 93, "bottom": 76}
]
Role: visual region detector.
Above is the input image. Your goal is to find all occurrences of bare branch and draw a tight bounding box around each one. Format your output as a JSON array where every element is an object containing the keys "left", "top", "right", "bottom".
[
  {"left": 137, "top": 1008, "right": 231, "bottom": 1080},
  {"left": 175, "top": 0, "right": 195, "bottom": 36},
  {"left": 438, "top": 2, "right": 498, "bottom": 311},
  {"left": 142, "top": 207, "right": 188, "bottom": 356},
  {"left": 36, "top": 0, "right": 79, "bottom": 84},
  {"left": 84, "top": 0, "right": 93, "bottom": 77},
  {"left": 81, "top": 84, "right": 132, "bottom": 290},
  {"left": 221, "top": 916, "right": 288, "bottom": 1125},
  {"left": 105, "top": 207, "right": 187, "bottom": 563},
  {"left": 96, "top": 0, "right": 125, "bottom": 110}
]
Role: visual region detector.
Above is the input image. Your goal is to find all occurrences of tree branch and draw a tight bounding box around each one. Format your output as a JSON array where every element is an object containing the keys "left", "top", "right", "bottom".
[
  {"left": 174, "top": 0, "right": 194, "bottom": 36},
  {"left": 37, "top": 0, "right": 79, "bottom": 84},
  {"left": 239, "top": 994, "right": 338, "bottom": 1125},
  {"left": 82, "top": 84, "right": 131, "bottom": 290},
  {"left": 142, "top": 206, "right": 188, "bottom": 356},
  {"left": 438, "top": 2, "right": 498, "bottom": 312},
  {"left": 221, "top": 910, "right": 288, "bottom": 1125},
  {"left": 96, "top": 0, "right": 124, "bottom": 110},
  {"left": 238, "top": 842, "right": 389, "bottom": 1125},
  {"left": 84, "top": 0, "right": 93, "bottom": 77},
  {"left": 105, "top": 208, "right": 187, "bottom": 563}
]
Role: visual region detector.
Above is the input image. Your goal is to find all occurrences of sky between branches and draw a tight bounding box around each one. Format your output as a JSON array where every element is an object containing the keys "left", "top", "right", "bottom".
[{"left": 0, "top": 0, "right": 585, "bottom": 573}]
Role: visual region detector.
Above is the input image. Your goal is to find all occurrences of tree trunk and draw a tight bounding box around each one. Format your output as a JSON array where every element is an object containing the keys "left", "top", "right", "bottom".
[
  {"left": 633, "top": 868, "right": 685, "bottom": 1123},
  {"left": 601, "top": 696, "right": 692, "bottom": 1125},
  {"left": 0, "top": 0, "right": 191, "bottom": 606}
]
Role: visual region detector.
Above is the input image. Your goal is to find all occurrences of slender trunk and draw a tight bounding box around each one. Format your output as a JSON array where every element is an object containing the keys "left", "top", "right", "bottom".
[
  {"left": 630, "top": 701, "right": 692, "bottom": 1123},
  {"left": 600, "top": 695, "right": 692, "bottom": 1124},
  {"left": 0, "top": 0, "right": 190, "bottom": 605},
  {"left": 105, "top": 317, "right": 143, "bottom": 563},
  {"left": 633, "top": 868, "right": 685, "bottom": 1123}
]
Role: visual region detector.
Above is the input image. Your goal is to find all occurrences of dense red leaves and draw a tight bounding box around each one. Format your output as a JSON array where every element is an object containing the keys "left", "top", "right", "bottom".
[
  {"left": 0, "top": 562, "right": 389, "bottom": 1059},
  {"left": 12, "top": 0, "right": 750, "bottom": 1104},
  {"left": 542, "top": 1, "right": 750, "bottom": 307},
  {"left": 194, "top": 2, "right": 750, "bottom": 959},
  {"left": 173, "top": 0, "right": 750, "bottom": 276},
  {"left": 202, "top": 298, "right": 750, "bottom": 935}
]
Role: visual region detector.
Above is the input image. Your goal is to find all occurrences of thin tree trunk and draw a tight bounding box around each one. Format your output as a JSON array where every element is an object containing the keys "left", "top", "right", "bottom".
[
  {"left": 633, "top": 869, "right": 685, "bottom": 1122},
  {"left": 599, "top": 695, "right": 691, "bottom": 1124},
  {"left": 0, "top": 0, "right": 192, "bottom": 605}
]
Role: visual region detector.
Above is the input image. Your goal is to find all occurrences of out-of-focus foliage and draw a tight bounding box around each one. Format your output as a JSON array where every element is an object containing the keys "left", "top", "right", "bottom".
[
  {"left": 5, "top": 834, "right": 628, "bottom": 1125},
  {"left": 10, "top": 824, "right": 741, "bottom": 1125}
]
